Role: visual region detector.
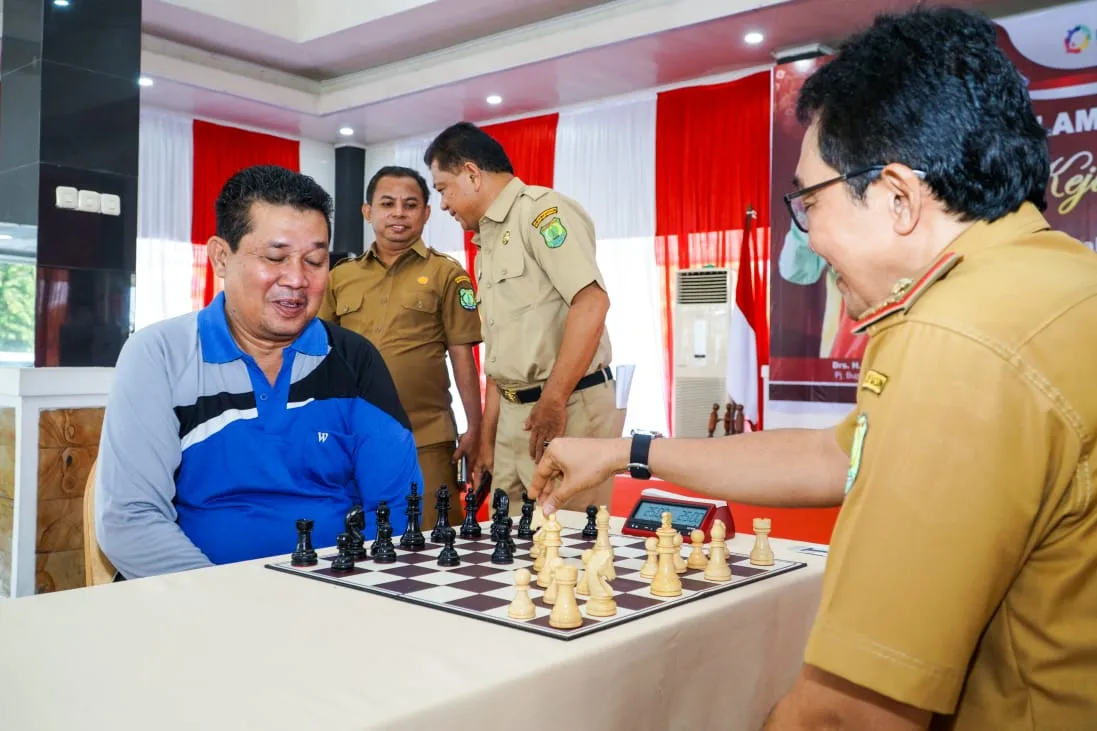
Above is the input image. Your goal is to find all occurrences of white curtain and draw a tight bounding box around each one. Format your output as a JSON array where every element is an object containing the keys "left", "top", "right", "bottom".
[
  {"left": 391, "top": 136, "right": 467, "bottom": 257},
  {"left": 136, "top": 110, "right": 195, "bottom": 330},
  {"left": 361, "top": 142, "right": 396, "bottom": 249},
  {"left": 554, "top": 95, "right": 668, "bottom": 435}
]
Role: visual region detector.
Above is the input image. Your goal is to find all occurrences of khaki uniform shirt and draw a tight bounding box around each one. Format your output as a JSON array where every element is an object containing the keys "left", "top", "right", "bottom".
[
  {"left": 813, "top": 204, "right": 1097, "bottom": 729},
  {"left": 318, "top": 240, "right": 482, "bottom": 447},
  {"left": 473, "top": 177, "right": 612, "bottom": 389}
]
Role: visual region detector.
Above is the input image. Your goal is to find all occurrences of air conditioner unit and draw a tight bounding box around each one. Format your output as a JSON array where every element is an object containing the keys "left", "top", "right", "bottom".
[{"left": 672, "top": 268, "right": 730, "bottom": 438}]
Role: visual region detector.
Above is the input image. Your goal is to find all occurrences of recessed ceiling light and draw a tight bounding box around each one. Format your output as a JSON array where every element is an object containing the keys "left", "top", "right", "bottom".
[
  {"left": 0, "top": 234, "right": 12, "bottom": 241},
  {"left": 745, "top": 31, "right": 764, "bottom": 45},
  {"left": 137, "top": 76, "right": 153, "bottom": 87},
  {"left": 339, "top": 127, "right": 354, "bottom": 136},
  {"left": 53, "top": 0, "right": 70, "bottom": 6},
  {"left": 486, "top": 95, "right": 502, "bottom": 105}
]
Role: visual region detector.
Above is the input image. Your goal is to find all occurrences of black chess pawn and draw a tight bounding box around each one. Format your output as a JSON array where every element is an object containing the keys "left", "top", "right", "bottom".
[
  {"left": 582, "top": 505, "right": 598, "bottom": 539},
  {"left": 460, "top": 487, "right": 482, "bottom": 539},
  {"left": 372, "top": 500, "right": 394, "bottom": 557},
  {"left": 496, "top": 489, "right": 510, "bottom": 518},
  {"left": 504, "top": 517, "right": 516, "bottom": 557},
  {"left": 291, "top": 518, "right": 318, "bottom": 566},
  {"left": 517, "top": 492, "right": 535, "bottom": 540},
  {"left": 490, "top": 520, "right": 513, "bottom": 564},
  {"left": 373, "top": 522, "right": 397, "bottom": 563},
  {"left": 401, "top": 484, "right": 426, "bottom": 550},
  {"left": 431, "top": 484, "right": 451, "bottom": 542},
  {"left": 331, "top": 533, "right": 355, "bottom": 572},
  {"left": 437, "top": 527, "right": 461, "bottom": 567}
]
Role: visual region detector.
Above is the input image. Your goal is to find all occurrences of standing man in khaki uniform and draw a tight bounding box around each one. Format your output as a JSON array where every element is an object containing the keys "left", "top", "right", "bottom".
[
  {"left": 528, "top": 8, "right": 1097, "bottom": 730},
  {"left": 424, "top": 122, "right": 625, "bottom": 513},
  {"left": 319, "top": 166, "right": 482, "bottom": 527}
]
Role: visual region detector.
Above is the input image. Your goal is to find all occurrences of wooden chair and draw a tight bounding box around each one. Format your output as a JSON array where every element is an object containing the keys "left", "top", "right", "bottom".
[{"left": 82, "top": 460, "right": 118, "bottom": 586}]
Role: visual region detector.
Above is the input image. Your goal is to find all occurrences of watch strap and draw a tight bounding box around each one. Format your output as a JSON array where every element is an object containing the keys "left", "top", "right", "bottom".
[{"left": 628, "top": 433, "right": 655, "bottom": 479}]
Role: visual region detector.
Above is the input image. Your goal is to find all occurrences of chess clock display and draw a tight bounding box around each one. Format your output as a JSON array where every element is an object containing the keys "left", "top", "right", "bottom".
[{"left": 622, "top": 488, "right": 734, "bottom": 542}]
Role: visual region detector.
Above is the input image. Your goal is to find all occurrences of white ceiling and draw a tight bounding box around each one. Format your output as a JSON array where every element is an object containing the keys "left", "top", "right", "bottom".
[{"left": 135, "top": 0, "right": 1066, "bottom": 145}]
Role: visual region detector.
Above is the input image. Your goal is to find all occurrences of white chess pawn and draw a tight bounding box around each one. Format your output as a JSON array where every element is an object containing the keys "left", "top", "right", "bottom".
[
  {"left": 542, "top": 556, "right": 564, "bottom": 605},
  {"left": 704, "top": 519, "right": 732, "bottom": 582},
  {"left": 508, "top": 568, "right": 536, "bottom": 620},
  {"left": 640, "top": 536, "right": 658, "bottom": 579},
  {"left": 672, "top": 533, "right": 687, "bottom": 574},
  {"left": 686, "top": 529, "right": 708, "bottom": 570}
]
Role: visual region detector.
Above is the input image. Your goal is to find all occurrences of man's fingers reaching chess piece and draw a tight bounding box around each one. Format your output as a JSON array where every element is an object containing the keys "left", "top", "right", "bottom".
[{"left": 529, "top": 437, "right": 630, "bottom": 515}]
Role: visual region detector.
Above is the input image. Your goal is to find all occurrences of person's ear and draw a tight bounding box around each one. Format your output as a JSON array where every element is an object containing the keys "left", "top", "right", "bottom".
[
  {"left": 878, "top": 164, "right": 923, "bottom": 237},
  {"left": 207, "top": 236, "right": 232, "bottom": 279},
  {"left": 362, "top": 202, "right": 373, "bottom": 224},
  {"left": 423, "top": 204, "right": 432, "bottom": 225},
  {"left": 464, "top": 162, "right": 482, "bottom": 191}
]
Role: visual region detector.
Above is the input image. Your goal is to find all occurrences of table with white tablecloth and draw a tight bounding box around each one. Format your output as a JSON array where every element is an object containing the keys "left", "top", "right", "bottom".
[{"left": 0, "top": 511, "right": 826, "bottom": 731}]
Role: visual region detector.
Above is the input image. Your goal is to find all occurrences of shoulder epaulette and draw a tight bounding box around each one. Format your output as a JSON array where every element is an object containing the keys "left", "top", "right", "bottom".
[
  {"left": 852, "top": 252, "right": 962, "bottom": 334},
  {"left": 520, "top": 185, "right": 552, "bottom": 202}
]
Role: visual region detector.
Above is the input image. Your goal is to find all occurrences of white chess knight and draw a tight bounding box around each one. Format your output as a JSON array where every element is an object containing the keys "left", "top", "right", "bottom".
[{"left": 584, "top": 550, "right": 617, "bottom": 617}]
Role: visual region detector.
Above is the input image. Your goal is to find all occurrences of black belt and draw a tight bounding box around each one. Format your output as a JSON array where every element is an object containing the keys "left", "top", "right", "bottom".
[{"left": 499, "top": 367, "right": 613, "bottom": 404}]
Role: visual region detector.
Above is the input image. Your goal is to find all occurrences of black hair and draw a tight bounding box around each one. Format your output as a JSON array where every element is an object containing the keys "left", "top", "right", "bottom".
[
  {"left": 796, "top": 7, "right": 1048, "bottom": 221},
  {"left": 366, "top": 166, "right": 430, "bottom": 204},
  {"left": 423, "top": 121, "right": 515, "bottom": 174},
  {"left": 215, "top": 165, "right": 333, "bottom": 251}
]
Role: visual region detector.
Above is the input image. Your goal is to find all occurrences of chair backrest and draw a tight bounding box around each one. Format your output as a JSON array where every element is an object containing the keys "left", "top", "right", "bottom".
[{"left": 82, "top": 460, "right": 118, "bottom": 586}]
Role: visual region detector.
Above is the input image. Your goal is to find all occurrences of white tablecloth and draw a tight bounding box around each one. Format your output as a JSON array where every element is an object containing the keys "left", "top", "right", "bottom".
[{"left": 0, "top": 512, "right": 826, "bottom": 731}]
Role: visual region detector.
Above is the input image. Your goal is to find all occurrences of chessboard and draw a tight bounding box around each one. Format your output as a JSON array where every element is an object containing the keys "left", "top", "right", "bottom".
[{"left": 265, "top": 489, "right": 807, "bottom": 641}]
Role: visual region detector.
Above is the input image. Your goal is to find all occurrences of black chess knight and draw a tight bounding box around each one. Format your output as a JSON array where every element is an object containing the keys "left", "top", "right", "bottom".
[
  {"left": 460, "top": 486, "right": 482, "bottom": 539},
  {"left": 345, "top": 505, "right": 369, "bottom": 561},
  {"left": 401, "top": 482, "right": 426, "bottom": 550},
  {"left": 431, "top": 484, "right": 451, "bottom": 542},
  {"left": 291, "top": 518, "right": 318, "bottom": 567}
]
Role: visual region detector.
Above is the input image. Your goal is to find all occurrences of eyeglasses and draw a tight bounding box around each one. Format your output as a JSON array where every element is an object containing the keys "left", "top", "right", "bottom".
[{"left": 783, "top": 165, "right": 925, "bottom": 233}]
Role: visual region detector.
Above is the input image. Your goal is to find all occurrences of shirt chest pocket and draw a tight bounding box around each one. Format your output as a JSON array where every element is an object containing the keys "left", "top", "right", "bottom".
[
  {"left": 399, "top": 290, "right": 440, "bottom": 317},
  {"left": 490, "top": 242, "right": 526, "bottom": 284},
  {"left": 335, "top": 291, "right": 368, "bottom": 330}
]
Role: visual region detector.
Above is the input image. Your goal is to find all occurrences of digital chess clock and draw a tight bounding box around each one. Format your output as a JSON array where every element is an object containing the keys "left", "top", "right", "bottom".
[{"left": 622, "top": 488, "right": 735, "bottom": 542}]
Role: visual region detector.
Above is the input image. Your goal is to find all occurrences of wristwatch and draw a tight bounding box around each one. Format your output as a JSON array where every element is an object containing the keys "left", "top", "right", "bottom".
[{"left": 627, "top": 430, "right": 663, "bottom": 480}]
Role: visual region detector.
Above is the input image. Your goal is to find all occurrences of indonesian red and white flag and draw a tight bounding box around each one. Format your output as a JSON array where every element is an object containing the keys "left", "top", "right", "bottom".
[{"left": 727, "top": 217, "right": 764, "bottom": 427}]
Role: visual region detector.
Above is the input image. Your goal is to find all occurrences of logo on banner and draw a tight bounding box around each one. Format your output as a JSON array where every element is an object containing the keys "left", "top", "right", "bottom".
[{"left": 1065, "top": 25, "right": 1091, "bottom": 54}]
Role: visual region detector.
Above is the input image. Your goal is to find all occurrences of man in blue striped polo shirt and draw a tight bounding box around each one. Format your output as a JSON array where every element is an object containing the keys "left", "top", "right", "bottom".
[{"left": 95, "top": 165, "right": 421, "bottom": 579}]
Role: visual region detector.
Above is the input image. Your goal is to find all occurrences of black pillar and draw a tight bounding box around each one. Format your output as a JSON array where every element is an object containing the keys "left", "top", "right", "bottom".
[
  {"left": 333, "top": 144, "right": 365, "bottom": 255},
  {"left": 0, "top": 0, "right": 141, "bottom": 367}
]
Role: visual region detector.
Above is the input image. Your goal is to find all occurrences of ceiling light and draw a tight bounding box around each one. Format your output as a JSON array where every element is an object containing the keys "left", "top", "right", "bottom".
[
  {"left": 53, "top": 0, "right": 70, "bottom": 6},
  {"left": 339, "top": 127, "right": 354, "bottom": 136},
  {"left": 137, "top": 76, "right": 153, "bottom": 87},
  {"left": 0, "top": 234, "right": 12, "bottom": 241},
  {"left": 486, "top": 95, "right": 502, "bottom": 105},
  {"left": 745, "top": 31, "right": 764, "bottom": 45}
]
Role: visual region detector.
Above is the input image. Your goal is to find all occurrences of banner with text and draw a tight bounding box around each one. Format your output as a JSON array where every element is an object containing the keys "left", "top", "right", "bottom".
[{"left": 768, "top": 3, "right": 1097, "bottom": 405}]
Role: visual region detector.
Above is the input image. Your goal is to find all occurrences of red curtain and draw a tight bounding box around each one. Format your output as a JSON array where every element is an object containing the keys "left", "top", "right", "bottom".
[
  {"left": 654, "top": 71, "right": 772, "bottom": 429},
  {"left": 191, "top": 121, "right": 301, "bottom": 306}
]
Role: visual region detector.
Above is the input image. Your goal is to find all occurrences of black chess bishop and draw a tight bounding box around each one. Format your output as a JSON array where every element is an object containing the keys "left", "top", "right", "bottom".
[
  {"left": 460, "top": 486, "right": 482, "bottom": 539},
  {"left": 401, "top": 482, "right": 426, "bottom": 550},
  {"left": 431, "top": 484, "right": 452, "bottom": 542}
]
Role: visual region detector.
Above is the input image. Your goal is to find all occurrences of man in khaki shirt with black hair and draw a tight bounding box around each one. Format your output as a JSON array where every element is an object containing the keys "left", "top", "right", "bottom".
[
  {"left": 526, "top": 8, "right": 1097, "bottom": 730},
  {"left": 424, "top": 122, "right": 625, "bottom": 513},
  {"left": 319, "top": 165, "right": 482, "bottom": 528}
]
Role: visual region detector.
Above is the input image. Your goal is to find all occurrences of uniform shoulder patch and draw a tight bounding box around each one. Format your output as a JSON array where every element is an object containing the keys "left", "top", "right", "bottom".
[
  {"left": 457, "top": 285, "right": 477, "bottom": 311},
  {"left": 861, "top": 369, "right": 888, "bottom": 395},
  {"left": 539, "top": 218, "right": 568, "bottom": 249},
  {"left": 531, "top": 207, "right": 558, "bottom": 228},
  {"left": 454, "top": 275, "right": 471, "bottom": 285}
]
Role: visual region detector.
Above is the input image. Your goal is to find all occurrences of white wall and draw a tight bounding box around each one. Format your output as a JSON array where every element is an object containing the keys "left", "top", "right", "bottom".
[{"left": 299, "top": 139, "right": 337, "bottom": 198}]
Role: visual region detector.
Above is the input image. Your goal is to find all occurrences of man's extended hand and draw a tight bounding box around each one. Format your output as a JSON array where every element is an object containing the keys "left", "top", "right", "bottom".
[
  {"left": 529, "top": 437, "right": 631, "bottom": 514},
  {"left": 524, "top": 396, "right": 567, "bottom": 462},
  {"left": 471, "top": 437, "right": 495, "bottom": 493},
  {"left": 452, "top": 430, "right": 480, "bottom": 475}
]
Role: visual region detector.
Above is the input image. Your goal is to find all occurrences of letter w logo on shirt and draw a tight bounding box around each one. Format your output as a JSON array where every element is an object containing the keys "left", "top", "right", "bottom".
[{"left": 317, "top": 432, "right": 329, "bottom": 443}]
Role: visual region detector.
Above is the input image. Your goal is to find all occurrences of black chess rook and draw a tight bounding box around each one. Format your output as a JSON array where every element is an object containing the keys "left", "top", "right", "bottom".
[{"left": 291, "top": 518, "right": 318, "bottom": 567}]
